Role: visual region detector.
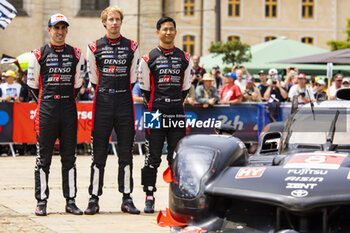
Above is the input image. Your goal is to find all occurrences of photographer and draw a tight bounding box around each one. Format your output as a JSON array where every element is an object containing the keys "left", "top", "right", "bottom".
[
  {"left": 190, "top": 55, "right": 206, "bottom": 87},
  {"left": 263, "top": 74, "right": 287, "bottom": 103},
  {"left": 283, "top": 66, "right": 298, "bottom": 92},
  {"left": 211, "top": 65, "right": 223, "bottom": 91},
  {"left": 242, "top": 75, "right": 261, "bottom": 102},
  {"left": 288, "top": 73, "right": 314, "bottom": 104}
]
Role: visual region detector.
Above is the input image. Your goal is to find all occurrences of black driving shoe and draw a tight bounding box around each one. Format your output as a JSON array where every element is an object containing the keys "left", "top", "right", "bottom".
[
  {"left": 84, "top": 197, "right": 100, "bottom": 215},
  {"left": 144, "top": 195, "right": 155, "bottom": 214},
  {"left": 65, "top": 199, "right": 83, "bottom": 215},
  {"left": 121, "top": 198, "right": 140, "bottom": 214},
  {"left": 35, "top": 200, "right": 47, "bottom": 216}
]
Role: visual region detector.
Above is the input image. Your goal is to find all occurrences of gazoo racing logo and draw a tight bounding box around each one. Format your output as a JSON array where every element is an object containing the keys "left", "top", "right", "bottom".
[
  {"left": 48, "top": 75, "right": 60, "bottom": 82},
  {"left": 159, "top": 69, "right": 180, "bottom": 75},
  {"left": 159, "top": 76, "right": 181, "bottom": 83},
  {"left": 159, "top": 76, "right": 170, "bottom": 83},
  {"left": 103, "top": 66, "right": 117, "bottom": 73}
]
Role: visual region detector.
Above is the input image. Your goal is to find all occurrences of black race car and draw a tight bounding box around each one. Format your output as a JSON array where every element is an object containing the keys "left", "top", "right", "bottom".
[{"left": 158, "top": 88, "right": 350, "bottom": 233}]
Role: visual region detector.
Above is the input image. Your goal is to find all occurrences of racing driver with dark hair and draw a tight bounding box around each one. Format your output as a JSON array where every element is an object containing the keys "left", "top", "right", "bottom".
[
  {"left": 84, "top": 5, "right": 140, "bottom": 215},
  {"left": 139, "top": 16, "right": 192, "bottom": 213},
  {"left": 27, "top": 13, "right": 84, "bottom": 216}
]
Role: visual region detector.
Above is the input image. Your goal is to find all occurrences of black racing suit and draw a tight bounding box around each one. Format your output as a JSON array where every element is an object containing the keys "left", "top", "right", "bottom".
[
  {"left": 139, "top": 46, "right": 192, "bottom": 193},
  {"left": 86, "top": 35, "right": 139, "bottom": 196},
  {"left": 27, "top": 43, "right": 84, "bottom": 201}
]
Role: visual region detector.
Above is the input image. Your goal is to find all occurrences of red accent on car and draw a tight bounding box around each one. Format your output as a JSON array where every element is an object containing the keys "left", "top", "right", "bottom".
[{"left": 157, "top": 208, "right": 187, "bottom": 227}]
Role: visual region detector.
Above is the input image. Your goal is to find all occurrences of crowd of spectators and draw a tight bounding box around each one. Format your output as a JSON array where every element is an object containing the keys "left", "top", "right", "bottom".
[
  {"left": 2, "top": 55, "right": 344, "bottom": 106},
  {"left": 184, "top": 55, "right": 348, "bottom": 108}
]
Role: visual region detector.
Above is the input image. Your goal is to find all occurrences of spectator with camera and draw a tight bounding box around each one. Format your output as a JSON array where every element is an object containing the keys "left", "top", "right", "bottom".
[
  {"left": 283, "top": 66, "right": 299, "bottom": 92},
  {"left": 264, "top": 74, "right": 287, "bottom": 103},
  {"left": 190, "top": 55, "right": 206, "bottom": 88},
  {"left": 0, "top": 70, "right": 21, "bottom": 102},
  {"left": 242, "top": 75, "right": 261, "bottom": 102},
  {"left": 313, "top": 79, "right": 328, "bottom": 102},
  {"left": 211, "top": 65, "right": 223, "bottom": 91},
  {"left": 288, "top": 73, "right": 314, "bottom": 104},
  {"left": 195, "top": 73, "right": 219, "bottom": 107},
  {"left": 220, "top": 72, "right": 242, "bottom": 105}
]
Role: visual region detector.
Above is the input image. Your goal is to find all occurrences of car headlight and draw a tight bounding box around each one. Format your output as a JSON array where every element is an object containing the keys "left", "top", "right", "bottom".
[{"left": 173, "top": 147, "right": 216, "bottom": 199}]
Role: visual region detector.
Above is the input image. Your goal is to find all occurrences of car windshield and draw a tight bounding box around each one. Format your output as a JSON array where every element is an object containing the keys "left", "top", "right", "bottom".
[{"left": 288, "top": 107, "right": 350, "bottom": 146}]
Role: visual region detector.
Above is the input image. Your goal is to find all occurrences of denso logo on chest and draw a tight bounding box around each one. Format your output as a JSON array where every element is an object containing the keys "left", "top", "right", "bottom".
[
  {"left": 159, "top": 69, "right": 180, "bottom": 75},
  {"left": 49, "top": 67, "right": 71, "bottom": 73},
  {"left": 103, "top": 59, "right": 127, "bottom": 65}
]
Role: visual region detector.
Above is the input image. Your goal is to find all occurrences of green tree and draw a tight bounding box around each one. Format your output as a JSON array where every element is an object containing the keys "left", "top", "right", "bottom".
[
  {"left": 327, "top": 18, "right": 350, "bottom": 51},
  {"left": 208, "top": 40, "right": 252, "bottom": 67}
]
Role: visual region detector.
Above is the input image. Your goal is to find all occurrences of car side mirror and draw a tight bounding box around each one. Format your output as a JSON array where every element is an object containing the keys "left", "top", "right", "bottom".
[
  {"left": 215, "top": 124, "right": 236, "bottom": 136},
  {"left": 336, "top": 88, "right": 350, "bottom": 100},
  {"left": 257, "top": 132, "right": 282, "bottom": 154}
]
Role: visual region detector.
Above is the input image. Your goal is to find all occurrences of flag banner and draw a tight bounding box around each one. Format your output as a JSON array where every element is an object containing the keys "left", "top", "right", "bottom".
[
  {"left": 1, "top": 54, "right": 22, "bottom": 71},
  {"left": 1, "top": 54, "right": 17, "bottom": 64},
  {"left": 0, "top": 0, "right": 17, "bottom": 29}
]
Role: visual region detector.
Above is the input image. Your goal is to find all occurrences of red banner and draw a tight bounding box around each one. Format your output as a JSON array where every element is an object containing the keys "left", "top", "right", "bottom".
[
  {"left": 76, "top": 102, "right": 93, "bottom": 143},
  {"left": 13, "top": 102, "right": 36, "bottom": 143},
  {"left": 13, "top": 102, "right": 93, "bottom": 143}
]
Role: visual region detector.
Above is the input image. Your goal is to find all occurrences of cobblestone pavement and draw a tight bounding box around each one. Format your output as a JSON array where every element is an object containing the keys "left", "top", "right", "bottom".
[{"left": 0, "top": 155, "right": 169, "bottom": 233}]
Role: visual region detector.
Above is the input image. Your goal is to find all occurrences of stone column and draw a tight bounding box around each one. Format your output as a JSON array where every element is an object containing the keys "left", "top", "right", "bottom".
[
  {"left": 139, "top": 0, "right": 163, "bottom": 55},
  {"left": 43, "top": 0, "right": 60, "bottom": 44}
]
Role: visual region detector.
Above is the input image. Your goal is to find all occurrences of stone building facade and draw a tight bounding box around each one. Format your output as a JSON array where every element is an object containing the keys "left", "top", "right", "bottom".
[{"left": 1, "top": 0, "right": 349, "bottom": 59}]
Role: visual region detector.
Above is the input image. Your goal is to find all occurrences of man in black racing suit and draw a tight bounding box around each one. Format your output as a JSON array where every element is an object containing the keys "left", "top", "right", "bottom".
[
  {"left": 27, "top": 13, "right": 84, "bottom": 216},
  {"left": 139, "top": 16, "right": 192, "bottom": 213},
  {"left": 84, "top": 6, "right": 140, "bottom": 215}
]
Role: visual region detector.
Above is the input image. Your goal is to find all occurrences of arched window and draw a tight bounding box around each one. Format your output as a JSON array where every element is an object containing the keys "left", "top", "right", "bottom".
[
  {"left": 184, "top": 0, "right": 195, "bottom": 16},
  {"left": 265, "top": 36, "right": 277, "bottom": 42},
  {"left": 183, "top": 35, "right": 195, "bottom": 55},
  {"left": 228, "top": 0, "right": 240, "bottom": 17},
  {"left": 265, "top": 0, "right": 277, "bottom": 18},
  {"left": 228, "top": 35, "right": 240, "bottom": 41},
  {"left": 301, "top": 37, "right": 314, "bottom": 45},
  {"left": 302, "top": 0, "right": 314, "bottom": 19}
]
